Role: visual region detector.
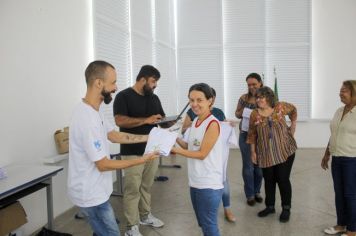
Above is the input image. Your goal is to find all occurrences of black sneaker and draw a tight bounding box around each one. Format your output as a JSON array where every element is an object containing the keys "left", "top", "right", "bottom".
[
  {"left": 279, "top": 209, "right": 290, "bottom": 223},
  {"left": 154, "top": 176, "right": 169, "bottom": 182},
  {"left": 255, "top": 195, "right": 263, "bottom": 203},
  {"left": 247, "top": 198, "right": 256, "bottom": 206},
  {"left": 258, "top": 207, "right": 275, "bottom": 217}
]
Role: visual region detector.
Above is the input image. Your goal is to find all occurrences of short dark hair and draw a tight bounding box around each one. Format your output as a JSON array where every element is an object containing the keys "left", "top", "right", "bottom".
[
  {"left": 85, "top": 60, "right": 115, "bottom": 85},
  {"left": 211, "top": 87, "right": 216, "bottom": 97},
  {"left": 188, "top": 83, "right": 214, "bottom": 100},
  {"left": 256, "top": 86, "right": 276, "bottom": 108},
  {"left": 246, "top": 72, "right": 263, "bottom": 84},
  {"left": 136, "top": 65, "right": 160, "bottom": 81}
]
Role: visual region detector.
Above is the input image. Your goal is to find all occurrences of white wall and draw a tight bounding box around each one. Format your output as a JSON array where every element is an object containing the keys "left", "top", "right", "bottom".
[
  {"left": 312, "top": 0, "right": 356, "bottom": 119},
  {"left": 0, "top": 0, "right": 91, "bottom": 234},
  {"left": 294, "top": 0, "right": 356, "bottom": 148}
]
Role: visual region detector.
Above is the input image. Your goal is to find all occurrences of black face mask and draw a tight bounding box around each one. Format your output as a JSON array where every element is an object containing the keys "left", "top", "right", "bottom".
[{"left": 101, "top": 88, "right": 113, "bottom": 104}]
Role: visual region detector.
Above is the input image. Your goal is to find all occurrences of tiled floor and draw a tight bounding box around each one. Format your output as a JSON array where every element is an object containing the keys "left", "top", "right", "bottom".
[{"left": 47, "top": 148, "right": 337, "bottom": 236}]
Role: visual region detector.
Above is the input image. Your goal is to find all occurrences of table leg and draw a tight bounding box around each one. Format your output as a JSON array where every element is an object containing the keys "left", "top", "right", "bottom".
[
  {"left": 45, "top": 178, "right": 54, "bottom": 229},
  {"left": 111, "top": 154, "right": 124, "bottom": 197},
  {"left": 111, "top": 168, "right": 124, "bottom": 197}
]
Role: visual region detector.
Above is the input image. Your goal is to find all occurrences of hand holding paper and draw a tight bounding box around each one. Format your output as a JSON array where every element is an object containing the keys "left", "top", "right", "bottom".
[
  {"left": 144, "top": 127, "right": 178, "bottom": 156},
  {"left": 143, "top": 152, "right": 160, "bottom": 162}
]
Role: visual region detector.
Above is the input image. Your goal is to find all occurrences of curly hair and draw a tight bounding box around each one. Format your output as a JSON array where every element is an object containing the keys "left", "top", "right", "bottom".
[{"left": 256, "top": 86, "right": 276, "bottom": 108}]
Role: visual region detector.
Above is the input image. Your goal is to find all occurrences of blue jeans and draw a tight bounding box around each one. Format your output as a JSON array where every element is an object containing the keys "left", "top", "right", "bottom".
[
  {"left": 239, "top": 132, "right": 263, "bottom": 199},
  {"left": 80, "top": 200, "right": 120, "bottom": 236},
  {"left": 190, "top": 187, "right": 223, "bottom": 236},
  {"left": 222, "top": 180, "right": 230, "bottom": 208},
  {"left": 332, "top": 156, "right": 356, "bottom": 231}
]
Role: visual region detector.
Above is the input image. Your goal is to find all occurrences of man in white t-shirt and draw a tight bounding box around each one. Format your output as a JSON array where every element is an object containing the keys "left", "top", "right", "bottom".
[{"left": 68, "top": 61, "right": 158, "bottom": 236}]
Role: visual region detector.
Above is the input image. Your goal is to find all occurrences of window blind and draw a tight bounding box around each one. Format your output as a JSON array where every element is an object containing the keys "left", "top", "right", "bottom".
[
  {"left": 177, "top": 0, "right": 224, "bottom": 111},
  {"left": 223, "top": 0, "right": 311, "bottom": 120},
  {"left": 153, "top": 0, "right": 178, "bottom": 115},
  {"left": 93, "top": 0, "right": 131, "bottom": 125}
]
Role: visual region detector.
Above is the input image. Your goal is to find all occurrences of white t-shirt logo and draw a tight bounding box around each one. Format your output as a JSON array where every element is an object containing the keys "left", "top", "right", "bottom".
[{"left": 94, "top": 140, "right": 102, "bottom": 152}]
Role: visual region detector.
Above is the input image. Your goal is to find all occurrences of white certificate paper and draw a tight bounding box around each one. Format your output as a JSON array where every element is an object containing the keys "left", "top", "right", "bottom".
[
  {"left": 144, "top": 127, "right": 178, "bottom": 156},
  {"left": 241, "top": 108, "right": 253, "bottom": 132}
]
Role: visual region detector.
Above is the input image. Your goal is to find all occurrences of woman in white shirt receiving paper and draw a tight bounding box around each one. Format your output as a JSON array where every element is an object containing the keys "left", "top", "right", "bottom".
[
  {"left": 235, "top": 73, "right": 264, "bottom": 206},
  {"left": 172, "top": 83, "right": 223, "bottom": 236}
]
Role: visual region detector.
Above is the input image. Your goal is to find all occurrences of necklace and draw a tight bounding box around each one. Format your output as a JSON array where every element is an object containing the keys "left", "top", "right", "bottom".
[
  {"left": 82, "top": 98, "right": 103, "bottom": 125},
  {"left": 82, "top": 98, "right": 98, "bottom": 111}
]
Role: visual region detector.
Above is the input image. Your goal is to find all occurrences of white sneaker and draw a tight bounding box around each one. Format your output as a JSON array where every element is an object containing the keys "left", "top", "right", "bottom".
[
  {"left": 125, "top": 225, "right": 142, "bottom": 236},
  {"left": 324, "top": 226, "right": 346, "bottom": 235},
  {"left": 140, "top": 213, "right": 164, "bottom": 228}
]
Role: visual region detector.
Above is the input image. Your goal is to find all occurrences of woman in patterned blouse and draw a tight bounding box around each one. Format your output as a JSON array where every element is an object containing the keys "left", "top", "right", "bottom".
[{"left": 247, "top": 86, "right": 297, "bottom": 223}]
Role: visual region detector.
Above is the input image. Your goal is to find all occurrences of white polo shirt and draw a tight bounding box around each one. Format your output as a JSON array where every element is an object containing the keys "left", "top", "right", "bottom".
[{"left": 67, "top": 101, "right": 114, "bottom": 207}]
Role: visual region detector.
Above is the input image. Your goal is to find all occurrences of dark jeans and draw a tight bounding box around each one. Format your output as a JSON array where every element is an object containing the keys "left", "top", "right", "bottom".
[
  {"left": 239, "top": 132, "right": 263, "bottom": 199},
  {"left": 190, "top": 187, "right": 223, "bottom": 236},
  {"left": 262, "top": 153, "right": 295, "bottom": 208},
  {"left": 332, "top": 156, "right": 356, "bottom": 231}
]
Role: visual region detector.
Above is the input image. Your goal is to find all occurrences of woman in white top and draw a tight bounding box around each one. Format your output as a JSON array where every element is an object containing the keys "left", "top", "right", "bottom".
[
  {"left": 172, "top": 83, "right": 224, "bottom": 236},
  {"left": 322, "top": 80, "right": 356, "bottom": 236}
]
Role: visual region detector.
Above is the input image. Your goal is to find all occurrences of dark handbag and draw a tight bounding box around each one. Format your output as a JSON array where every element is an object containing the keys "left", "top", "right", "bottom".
[{"left": 36, "top": 227, "right": 72, "bottom": 236}]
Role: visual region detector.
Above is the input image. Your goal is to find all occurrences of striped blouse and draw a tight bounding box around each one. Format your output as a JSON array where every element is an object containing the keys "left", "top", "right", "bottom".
[{"left": 247, "top": 102, "right": 297, "bottom": 168}]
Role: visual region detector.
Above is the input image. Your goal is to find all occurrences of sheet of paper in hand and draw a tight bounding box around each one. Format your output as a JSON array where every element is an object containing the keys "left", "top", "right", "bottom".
[
  {"left": 144, "top": 127, "right": 178, "bottom": 156},
  {"left": 220, "top": 122, "right": 238, "bottom": 148},
  {"left": 241, "top": 107, "right": 253, "bottom": 132}
]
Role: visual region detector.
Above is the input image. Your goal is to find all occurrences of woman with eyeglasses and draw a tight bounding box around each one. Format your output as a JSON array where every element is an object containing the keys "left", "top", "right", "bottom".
[
  {"left": 322, "top": 80, "right": 356, "bottom": 236},
  {"left": 235, "top": 73, "right": 264, "bottom": 207},
  {"left": 247, "top": 86, "right": 297, "bottom": 222}
]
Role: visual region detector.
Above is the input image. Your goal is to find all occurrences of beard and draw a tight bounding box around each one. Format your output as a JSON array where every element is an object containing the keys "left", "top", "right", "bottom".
[
  {"left": 143, "top": 84, "right": 155, "bottom": 96},
  {"left": 101, "top": 88, "right": 114, "bottom": 104}
]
